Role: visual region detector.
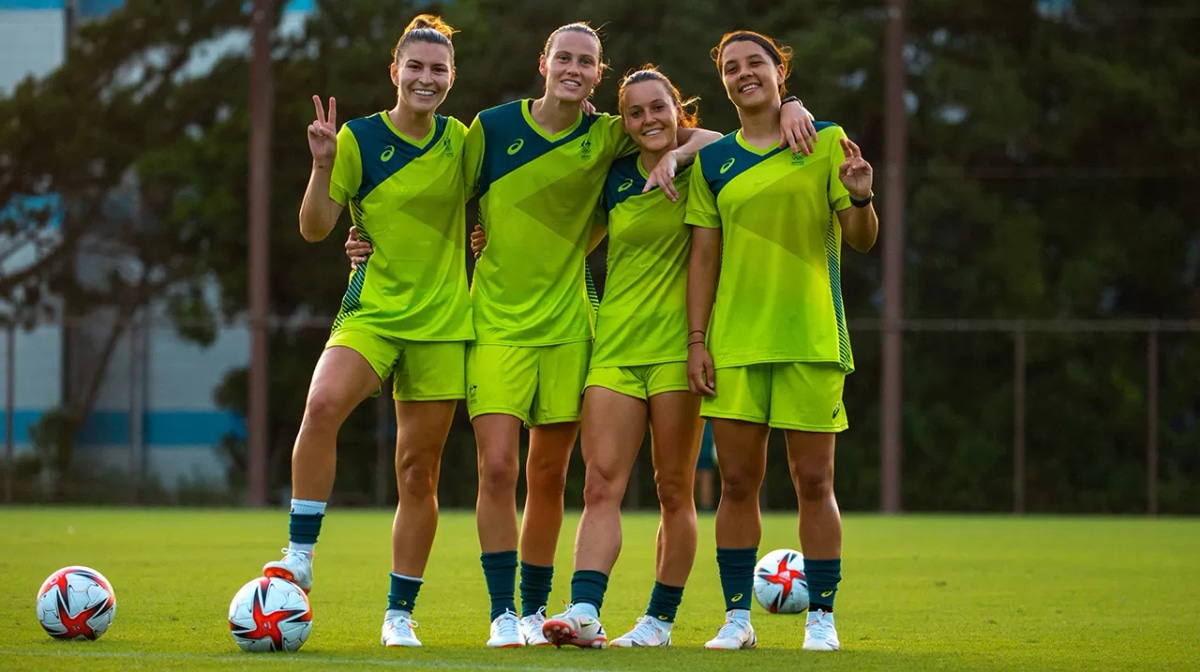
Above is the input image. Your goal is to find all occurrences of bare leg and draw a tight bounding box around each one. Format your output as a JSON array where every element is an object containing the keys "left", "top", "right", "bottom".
[
  {"left": 390, "top": 400, "right": 456, "bottom": 576},
  {"left": 647, "top": 391, "right": 703, "bottom": 586}
]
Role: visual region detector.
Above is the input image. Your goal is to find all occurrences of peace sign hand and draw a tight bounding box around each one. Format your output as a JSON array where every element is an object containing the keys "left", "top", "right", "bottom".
[
  {"left": 308, "top": 95, "right": 337, "bottom": 166},
  {"left": 838, "top": 136, "right": 873, "bottom": 200}
]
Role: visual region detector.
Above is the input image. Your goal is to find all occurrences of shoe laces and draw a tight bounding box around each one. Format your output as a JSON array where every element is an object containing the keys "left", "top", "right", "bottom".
[
  {"left": 279, "top": 547, "right": 312, "bottom": 562},
  {"left": 523, "top": 605, "right": 547, "bottom": 624},
  {"left": 387, "top": 616, "right": 418, "bottom": 633},
  {"left": 716, "top": 617, "right": 749, "bottom": 641},
  {"left": 495, "top": 611, "right": 521, "bottom": 637},
  {"left": 626, "top": 616, "right": 663, "bottom": 642},
  {"left": 806, "top": 610, "right": 833, "bottom": 638}
]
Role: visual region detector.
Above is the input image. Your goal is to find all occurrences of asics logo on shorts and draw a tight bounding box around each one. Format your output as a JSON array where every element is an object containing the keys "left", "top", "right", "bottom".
[
  {"left": 832, "top": 402, "right": 841, "bottom": 419},
  {"left": 507, "top": 139, "right": 524, "bottom": 155},
  {"left": 381, "top": 145, "right": 395, "bottom": 162}
]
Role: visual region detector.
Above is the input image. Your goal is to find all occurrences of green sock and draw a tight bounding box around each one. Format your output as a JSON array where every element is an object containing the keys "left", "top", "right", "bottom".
[
  {"left": 716, "top": 547, "right": 757, "bottom": 612},
  {"left": 645, "top": 581, "right": 684, "bottom": 624},
  {"left": 481, "top": 551, "right": 517, "bottom": 621}
]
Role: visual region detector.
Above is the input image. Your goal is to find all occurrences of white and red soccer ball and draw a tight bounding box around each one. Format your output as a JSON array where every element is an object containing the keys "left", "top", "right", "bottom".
[
  {"left": 228, "top": 576, "right": 313, "bottom": 652},
  {"left": 753, "top": 548, "right": 810, "bottom": 614},
  {"left": 36, "top": 566, "right": 117, "bottom": 640}
]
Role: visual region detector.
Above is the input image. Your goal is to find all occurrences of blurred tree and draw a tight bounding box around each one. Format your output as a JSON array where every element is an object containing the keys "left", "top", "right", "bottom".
[{"left": 0, "top": 0, "right": 259, "bottom": 491}]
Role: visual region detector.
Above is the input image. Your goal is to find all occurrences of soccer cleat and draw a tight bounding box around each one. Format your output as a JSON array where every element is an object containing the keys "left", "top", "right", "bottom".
[
  {"left": 541, "top": 604, "right": 607, "bottom": 649},
  {"left": 802, "top": 609, "right": 840, "bottom": 651},
  {"left": 487, "top": 610, "right": 524, "bottom": 648},
  {"left": 704, "top": 612, "right": 757, "bottom": 650},
  {"left": 262, "top": 548, "right": 313, "bottom": 593},
  {"left": 381, "top": 614, "right": 421, "bottom": 647},
  {"left": 520, "top": 606, "right": 552, "bottom": 647},
  {"left": 609, "top": 615, "right": 672, "bottom": 647}
]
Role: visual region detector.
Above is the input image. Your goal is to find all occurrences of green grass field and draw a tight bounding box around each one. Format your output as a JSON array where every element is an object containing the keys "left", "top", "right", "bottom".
[{"left": 1, "top": 509, "right": 1198, "bottom": 671}]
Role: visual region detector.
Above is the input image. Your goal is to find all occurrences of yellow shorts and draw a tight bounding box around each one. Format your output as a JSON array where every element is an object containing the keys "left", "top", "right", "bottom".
[
  {"left": 466, "top": 341, "right": 591, "bottom": 426},
  {"left": 325, "top": 329, "right": 466, "bottom": 402},
  {"left": 701, "top": 362, "right": 849, "bottom": 432},
  {"left": 584, "top": 362, "right": 690, "bottom": 400}
]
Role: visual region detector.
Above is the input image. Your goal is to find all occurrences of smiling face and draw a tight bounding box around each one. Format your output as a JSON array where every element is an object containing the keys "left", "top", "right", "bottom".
[
  {"left": 720, "top": 39, "right": 784, "bottom": 112},
  {"left": 620, "top": 79, "right": 680, "bottom": 154},
  {"left": 391, "top": 41, "right": 454, "bottom": 114},
  {"left": 539, "top": 30, "right": 603, "bottom": 104}
]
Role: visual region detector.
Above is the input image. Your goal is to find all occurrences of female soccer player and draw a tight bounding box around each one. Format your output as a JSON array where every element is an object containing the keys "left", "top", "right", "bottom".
[
  {"left": 348, "top": 23, "right": 816, "bottom": 648},
  {"left": 686, "top": 30, "right": 878, "bottom": 652},
  {"left": 468, "top": 68, "right": 816, "bottom": 649},
  {"left": 261, "top": 15, "right": 472, "bottom": 648}
]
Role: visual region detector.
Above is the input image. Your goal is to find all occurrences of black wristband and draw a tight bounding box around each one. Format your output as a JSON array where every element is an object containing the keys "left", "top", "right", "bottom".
[
  {"left": 850, "top": 192, "right": 873, "bottom": 208},
  {"left": 781, "top": 95, "right": 803, "bottom": 108}
]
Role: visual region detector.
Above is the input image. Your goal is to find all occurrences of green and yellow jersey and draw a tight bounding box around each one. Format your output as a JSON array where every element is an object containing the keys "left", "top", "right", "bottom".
[
  {"left": 328, "top": 112, "right": 473, "bottom": 341},
  {"left": 686, "top": 122, "right": 855, "bottom": 372},
  {"left": 590, "top": 154, "right": 691, "bottom": 368},
  {"left": 463, "top": 100, "right": 638, "bottom": 346}
]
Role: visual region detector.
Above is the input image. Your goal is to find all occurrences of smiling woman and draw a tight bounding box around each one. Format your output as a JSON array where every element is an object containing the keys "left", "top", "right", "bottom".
[{"left": 261, "top": 13, "right": 475, "bottom": 650}]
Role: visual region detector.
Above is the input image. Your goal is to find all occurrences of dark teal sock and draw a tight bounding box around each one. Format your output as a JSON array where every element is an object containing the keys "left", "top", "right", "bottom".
[
  {"left": 481, "top": 551, "right": 518, "bottom": 621},
  {"left": 645, "top": 581, "right": 684, "bottom": 623},
  {"left": 716, "top": 547, "right": 757, "bottom": 612},
  {"left": 519, "top": 562, "right": 554, "bottom": 617},
  {"left": 570, "top": 570, "right": 609, "bottom": 614},
  {"left": 387, "top": 573, "right": 422, "bottom": 613},
  {"left": 804, "top": 558, "right": 842, "bottom": 612},
  {"left": 288, "top": 513, "right": 322, "bottom": 545}
]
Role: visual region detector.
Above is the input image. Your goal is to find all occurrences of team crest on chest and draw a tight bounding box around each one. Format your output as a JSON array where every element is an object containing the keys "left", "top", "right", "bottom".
[{"left": 580, "top": 138, "right": 593, "bottom": 160}]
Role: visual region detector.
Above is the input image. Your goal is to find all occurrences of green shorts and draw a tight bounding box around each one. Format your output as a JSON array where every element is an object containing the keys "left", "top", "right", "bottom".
[
  {"left": 325, "top": 329, "right": 466, "bottom": 402},
  {"left": 701, "top": 362, "right": 849, "bottom": 432},
  {"left": 466, "top": 341, "right": 591, "bottom": 426},
  {"left": 584, "top": 362, "right": 690, "bottom": 401}
]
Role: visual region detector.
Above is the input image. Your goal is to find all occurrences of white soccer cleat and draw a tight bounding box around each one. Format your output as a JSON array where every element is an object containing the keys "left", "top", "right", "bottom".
[
  {"left": 262, "top": 548, "right": 313, "bottom": 593},
  {"left": 487, "top": 610, "right": 524, "bottom": 648},
  {"left": 704, "top": 612, "right": 757, "bottom": 650},
  {"left": 802, "top": 609, "right": 840, "bottom": 651},
  {"left": 609, "top": 615, "right": 672, "bottom": 647},
  {"left": 541, "top": 604, "right": 607, "bottom": 649},
  {"left": 520, "top": 606, "right": 552, "bottom": 647},
  {"left": 381, "top": 613, "right": 421, "bottom": 647}
]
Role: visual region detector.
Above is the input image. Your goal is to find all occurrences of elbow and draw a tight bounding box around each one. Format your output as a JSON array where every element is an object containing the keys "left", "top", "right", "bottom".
[
  {"left": 298, "top": 213, "right": 330, "bottom": 243},
  {"left": 849, "top": 234, "right": 877, "bottom": 254}
]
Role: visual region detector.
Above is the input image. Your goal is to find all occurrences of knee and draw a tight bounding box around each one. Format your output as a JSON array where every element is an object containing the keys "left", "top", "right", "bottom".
[
  {"left": 720, "top": 470, "right": 761, "bottom": 504},
  {"left": 302, "top": 390, "right": 345, "bottom": 432},
  {"left": 654, "top": 474, "right": 692, "bottom": 514},
  {"left": 582, "top": 464, "right": 625, "bottom": 508},
  {"left": 397, "top": 456, "right": 437, "bottom": 500},
  {"left": 790, "top": 461, "right": 834, "bottom": 502},
  {"left": 527, "top": 455, "right": 568, "bottom": 495},
  {"left": 477, "top": 451, "right": 518, "bottom": 494}
]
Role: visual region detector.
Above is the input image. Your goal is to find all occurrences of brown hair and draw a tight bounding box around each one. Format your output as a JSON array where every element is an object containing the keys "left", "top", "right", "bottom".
[
  {"left": 392, "top": 14, "right": 457, "bottom": 63},
  {"left": 542, "top": 22, "right": 606, "bottom": 71},
  {"left": 711, "top": 30, "right": 793, "bottom": 94},
  {"left": 618, "top": 65, "right": 700, "bottom": 128}
]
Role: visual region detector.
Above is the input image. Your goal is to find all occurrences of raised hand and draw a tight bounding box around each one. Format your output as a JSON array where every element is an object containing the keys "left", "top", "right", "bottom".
[
  {"left": 309, "top": 95, "right": 337, "bottom": 166},
  {"left": 470, "top": 225, "right": 487, "bottom": 259},
  {"left": 838, "top": 137, "right": 873, "bottom": 200}
]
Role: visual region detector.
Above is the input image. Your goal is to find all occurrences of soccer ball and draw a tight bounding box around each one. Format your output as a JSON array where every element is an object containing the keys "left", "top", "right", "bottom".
[
  {"left": 36, "top": 566, "right": 117, "bottom": 640},
  {"left": 228, "top": 576, "right": 313, "bottom": 652},
  {"left": 753, "top": 548, "right": 809, "bottom": 614}
]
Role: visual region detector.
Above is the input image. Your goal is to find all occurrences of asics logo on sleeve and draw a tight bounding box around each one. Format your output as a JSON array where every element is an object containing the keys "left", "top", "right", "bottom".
[
  {"left": 506, "top": 139, "right": 524, "bottom": 155},
  {"left": 618, "top": 178, "right": 634, "bottom": 192},
  {"left": 720, "top": 158, "right": 736, "bottom": 174},
  {"left": 832, "top": 403, "right": 841, "bottom": 419},
  {"left": 381, "top": 145, "right": 395, "bottom": 162}
]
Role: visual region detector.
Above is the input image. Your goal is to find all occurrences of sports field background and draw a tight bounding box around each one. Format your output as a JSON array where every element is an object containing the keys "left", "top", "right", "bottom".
[{"left": 2, "top": 509, "right": 1198, "bottom": 671}]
